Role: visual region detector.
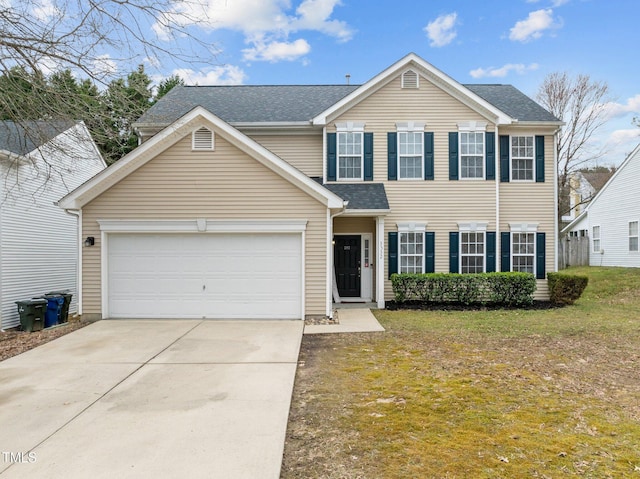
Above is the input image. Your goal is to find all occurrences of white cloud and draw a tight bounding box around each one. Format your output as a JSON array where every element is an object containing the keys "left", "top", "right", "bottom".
[
  {"left": 243, "top": 38, "right": 311, "bottom": 62},
  {"left": 172, "top": 65, "right": 247, "bottom": 85},
  {"left": 31, "top": 0, "right": 60, "bottom": 22},
  {"left": 424, "top": 13, "right": 458, "bottom": 47},
  {"left": 93, "top": 54, "right": 118, "bottom": 77},
  {"left": 152, "top": 0, "right": 353, "bottom": 62},
  {"left": 509, "top": 9, "right": 557, "bottom": 42},
  {"left": 602, "top": 94, "right": 640, "bottom": 120},
  {"left": 608, "top": 128, "right": 640, "bottom": 145},
  {"left": 469, "top": 63, "right": 539, "bottom": 79}
]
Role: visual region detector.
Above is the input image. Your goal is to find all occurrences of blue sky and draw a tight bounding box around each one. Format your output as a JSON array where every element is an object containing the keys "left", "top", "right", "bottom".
[{"left": 139, "top": 0, "right": 639, "bottom": 165}]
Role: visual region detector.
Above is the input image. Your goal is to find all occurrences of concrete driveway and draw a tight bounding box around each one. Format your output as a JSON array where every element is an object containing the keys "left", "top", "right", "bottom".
[{"left": 0, "top": 319, "right": 303, "bottom": 479}]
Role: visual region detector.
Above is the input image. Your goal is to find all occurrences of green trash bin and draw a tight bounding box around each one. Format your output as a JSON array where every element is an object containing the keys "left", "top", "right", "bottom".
[
  {"left": 45, "top": 290, "right": 73, "bottom": 323},
  {"left": 15, "top": 299, "right": 47, "bottom": 332}
]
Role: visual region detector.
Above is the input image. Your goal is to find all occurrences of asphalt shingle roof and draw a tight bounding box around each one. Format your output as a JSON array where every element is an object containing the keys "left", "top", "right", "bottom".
[
  {"left": 0, "top": 120, "right": 75, "bottom": 155},
  {"left": 323, "top": 183, "right": 389, "bottom": 210},
  {"left": 463, "top": 84, "right": 559, "bottom": 122},
  {"left": 136, "top": 83, "right": 558, "bottom": 127},
  {"left": 136, "top": 85, "right": 360, "bottom": 125}
]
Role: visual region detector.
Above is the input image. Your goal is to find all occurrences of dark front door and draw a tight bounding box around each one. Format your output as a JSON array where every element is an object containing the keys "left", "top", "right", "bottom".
[{"left": 334, "top": 235, "right": 361, "bottom": 297}]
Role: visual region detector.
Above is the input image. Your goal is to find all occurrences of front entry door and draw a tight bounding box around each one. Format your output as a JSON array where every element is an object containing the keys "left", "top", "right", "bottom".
[{"left": 334, "top": 235, "right": 361, "bottom": 297}]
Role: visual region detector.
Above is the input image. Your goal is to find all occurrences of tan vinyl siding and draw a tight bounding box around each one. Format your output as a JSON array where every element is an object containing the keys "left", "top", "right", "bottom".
[
  {"left": 325, "top": 72, "right": 500, "bottom": 300},
  {"left": 499, "top": 130, "right": 557, "bottom": 299},
  {"left": 82, "top": 133, "right": 328, "bottom": 317},
  {"left": 248, "top": 133, "right": 323, "bottom": 177}
]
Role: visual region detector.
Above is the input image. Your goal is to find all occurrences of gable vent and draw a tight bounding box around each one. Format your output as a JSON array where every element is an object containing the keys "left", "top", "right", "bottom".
[
  {"left": 402, "top": 70, "right": 419, "bottom": 89},
  {"left": 192, "top": 127, "right": 214, "bottom": 150}
]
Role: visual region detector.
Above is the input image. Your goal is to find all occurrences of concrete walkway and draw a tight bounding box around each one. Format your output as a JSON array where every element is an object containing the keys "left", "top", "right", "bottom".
[
  {"left": 0, "top": 319, "right": 303, "bottom": 479},
  {"left": 304, "top": 308, "right": 385, "bottom": 334}
]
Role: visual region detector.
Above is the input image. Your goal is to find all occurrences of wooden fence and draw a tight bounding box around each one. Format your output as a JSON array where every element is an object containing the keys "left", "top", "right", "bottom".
[{"left": 559, "top": 235, "right": 589, "bottom": 269}]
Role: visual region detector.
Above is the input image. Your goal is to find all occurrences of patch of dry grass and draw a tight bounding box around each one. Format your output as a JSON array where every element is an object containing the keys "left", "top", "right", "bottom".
[{"left": 282, "top": 267, "right": 640, "bottom": 478}]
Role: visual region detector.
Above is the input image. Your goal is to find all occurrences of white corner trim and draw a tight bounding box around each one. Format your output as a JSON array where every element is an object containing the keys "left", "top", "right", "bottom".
[
  {"left": 97, "top": 219, "right": 308, "bottom": 233},
  {"left": 457, "top": 221, "right": 489, "bottom": 232},
  {"left": 396, "top": 222, "right": 427, "bottom": 232},
  {"left": 509, "top": 222, "right": 539, "bottom": 232},
  {"left": 458, "top": 121, "right": 487, "bottom": 131}
]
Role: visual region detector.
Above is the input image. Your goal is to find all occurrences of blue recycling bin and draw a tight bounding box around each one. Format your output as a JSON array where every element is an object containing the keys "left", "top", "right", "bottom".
[{"left": 42, "top": 295, "right": 64, "bottom": 328}]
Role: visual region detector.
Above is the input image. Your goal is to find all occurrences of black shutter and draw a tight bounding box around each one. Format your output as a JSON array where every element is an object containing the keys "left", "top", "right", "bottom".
[
  {"left": 499, "top": 135, "right": 510, "bottom": 183},
  {"left": 501, "top": 232, "right": 511, "bottom": 272},
  {"left": 388, "top": 232, "right": 398, "bottom": 278},
  {"left": 485, "top": 132, "right": 495, "bottom": 180},
  {"left": 327, "top": 133, "right": 337, "bottom": 181},
  {"left": 424, "top": 132, "right": 434, "bottom": 180},
  {"left": 486, "top": 231, "right": 496, "bottom": 272},
  {"left": 449, "top": 132, "right": 459, "bottom": 180},
  {"left": 536, "top": 232, "right": 546, "bottom": 279},
  {"left": 425, "top": 232, "right": 435, "bottom": 273},
  {"left": 535, "top": 136, "right": 545, "bottom": 183},
  {"left": 363, "top": 132, "right": 374, "bottom": 181},
  {"left": 449, "top": 232, "right": 459, "bottom": 273},
  {"left": 387, "top": 132, "right": 397, "bottom": 180}
]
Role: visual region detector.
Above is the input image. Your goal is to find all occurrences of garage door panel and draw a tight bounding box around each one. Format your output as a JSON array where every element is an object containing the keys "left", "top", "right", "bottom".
[{"left": 107, "top": 233, "right": 302, "bottom": 319}]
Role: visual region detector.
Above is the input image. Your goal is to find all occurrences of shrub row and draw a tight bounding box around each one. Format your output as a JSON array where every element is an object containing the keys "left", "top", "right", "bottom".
[
  {"left": 391, "top": 272, "right": 537, "bottom": 307},
  {"left": 547, "top": 272, "right": 589, "bottom": 305}
]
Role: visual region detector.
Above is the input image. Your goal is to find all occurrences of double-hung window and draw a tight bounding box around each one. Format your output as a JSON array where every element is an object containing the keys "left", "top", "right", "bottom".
[
  {"left": 512, "top": 232, "right": 535, "bottom": 273},
  {"left": 461, "top": 231, "right": 485, "bottom": 273},
  {"left": 629, "top": 221, "right": 639, "bottom": 252},
  {"left": 398, "top": 131, "right": 423, "bottom": 179},
  {"left": 511, "top": 136, "right": 534, "bottom": 181},
  {"left": 592, "top": 225, "right": 601, "bottom": 252},
  {"left": 397, "top": 222, "right": 427, "bottom": 274},
  {"left": 337, "top": 131, "right": 363, "bottom": 180},
  {"left": 460, "top": 131, "right": 484, "bottom": 179}
]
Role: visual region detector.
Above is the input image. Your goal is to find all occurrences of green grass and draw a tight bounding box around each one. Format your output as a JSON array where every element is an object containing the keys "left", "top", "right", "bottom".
[{"left": 283, "top": 267, "right": 640, "bottom": 479}]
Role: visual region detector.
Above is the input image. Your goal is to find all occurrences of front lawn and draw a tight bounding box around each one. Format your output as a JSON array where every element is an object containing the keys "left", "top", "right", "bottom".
[{"left": 282, "top": 267, "right": 640, "bottom": 478}]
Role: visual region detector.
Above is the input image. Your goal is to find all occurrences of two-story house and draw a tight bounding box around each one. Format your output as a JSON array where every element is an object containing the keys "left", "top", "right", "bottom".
[{"left": 58, "top": 53, "right": 561, "bottom": 321}]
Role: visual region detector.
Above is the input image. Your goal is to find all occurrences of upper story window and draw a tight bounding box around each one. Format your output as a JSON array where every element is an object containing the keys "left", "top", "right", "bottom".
[
  {"left": 629, "top": 221, "right": 638, "bottom": 252},
  {"left": 457, "top": 122, "right": 487, "bottom": 180},
  {"left": 511, "top": 136, "right": 534, "bottom": 181},
  {"left": 192, "top": 127, "right": 214, "bottom": 151},
  {"left": 460, "top": 131, "right": 485, "bottom": 179},
  {"left": 397, "top": 122, "right": 425, "bottom": 180},
  {"left": 337, "top": 131, "right": 363, "bottom": 180}
]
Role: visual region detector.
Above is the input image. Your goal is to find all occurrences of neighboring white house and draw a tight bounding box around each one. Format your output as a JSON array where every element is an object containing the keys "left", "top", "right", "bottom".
[
  {"left": 563, "top": 143, "right": 640, "bottom": 267},
  {"left": 0, "top": 121, "right": 106, "bottom": 329}
]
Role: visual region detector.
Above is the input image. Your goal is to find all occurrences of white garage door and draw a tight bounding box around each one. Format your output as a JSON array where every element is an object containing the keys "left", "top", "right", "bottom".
[{"left": 107, "top": 233, "right": 302, "bottom": 319}]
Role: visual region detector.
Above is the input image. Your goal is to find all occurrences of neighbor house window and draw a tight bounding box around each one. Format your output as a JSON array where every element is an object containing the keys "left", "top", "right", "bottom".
[
  {"left": 460, "top": 131, "right": 484, "bottom": 179},
  {"left": 629, "top": 221, "right": 639, "bottom": 252},
  {"left": 399, "top": 232, "right": 424, "bottom": 273},
  {"left": 592, "top": 225, "right": 601, "bottom": 252},
  {"left": 511, "top": 136, "right": 534, "bottom": 181},
  {"left": 337, "top": 131, "right": 363, "bottom": 180},
  {"left": 398, "top": 131, "right": 423, "bottom": 179},
  {"left": 461, "top": 231, "right": 485, "bottom": 273},
  {"left": 512, "top": 232, "right": 535, "bottom": 273}
]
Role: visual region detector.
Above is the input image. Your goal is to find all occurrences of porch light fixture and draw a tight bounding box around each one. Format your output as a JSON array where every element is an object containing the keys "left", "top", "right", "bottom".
[{"left": 84, "top": 236, "right": 95, "bottom": 247}]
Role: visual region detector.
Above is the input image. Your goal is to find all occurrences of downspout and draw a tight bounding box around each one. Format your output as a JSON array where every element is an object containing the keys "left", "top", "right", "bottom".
[
  {"left": 327, "top": 204, "right": 348, "bottom": 319},
  {"left": 554, "top": 126, "right": 560, "bottom": 272},
  {"left": 61, "top": 207, "right": 82, "bottom": 316},
  {"left": 495, "top": 126, "right": 500, "bottom": 271}
]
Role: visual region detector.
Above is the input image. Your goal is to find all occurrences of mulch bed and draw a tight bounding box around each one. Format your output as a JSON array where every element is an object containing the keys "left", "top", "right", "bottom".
[{"left": 385, "top": 300, "right": 562, "bottom": 311}]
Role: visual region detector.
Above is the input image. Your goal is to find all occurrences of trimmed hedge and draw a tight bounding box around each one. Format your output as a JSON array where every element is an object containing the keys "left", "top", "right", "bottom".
[
  {"left": 547, "top": 272, "right": 588, "bottom": 305},
  {"left": 391, "top": 272, "right": 536, "bottom": 307}
]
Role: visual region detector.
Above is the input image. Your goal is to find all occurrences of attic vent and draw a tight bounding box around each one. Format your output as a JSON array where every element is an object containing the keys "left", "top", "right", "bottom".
[
  {"left": 192, "top": 127, "right": 214, "bottom": 150},
  {"left": 402, "top": 70, "right": 419, "bottom": 89}
]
